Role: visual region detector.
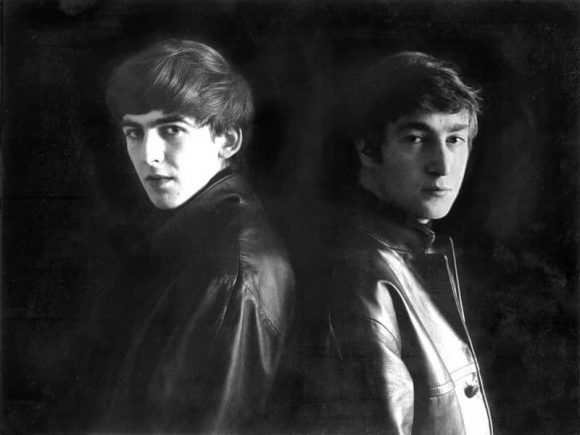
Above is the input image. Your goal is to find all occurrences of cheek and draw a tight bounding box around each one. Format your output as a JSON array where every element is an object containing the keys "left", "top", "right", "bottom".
[
  {"left": 176, "top": 136, "right": 218, "bottom": 163},
  {"left": 453, "top": 152, "right": 469, "bottom": 180},
  {"left": 382, "top": 155, "right": 418, "bottom": 184},
  {"left": 126, "top": 145, "right": 141, "bottom": 170},
  {"left": 173, "top": 144, "right": 221, "bottom": 184}
]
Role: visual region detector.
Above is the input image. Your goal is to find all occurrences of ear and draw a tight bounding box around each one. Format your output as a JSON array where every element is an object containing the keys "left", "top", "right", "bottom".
[
  {"left": 217, "top": 129, "right": 243, "bottom": 160},
  {"left": 355, "top": 139, "right": 381, "bottom": 168}
]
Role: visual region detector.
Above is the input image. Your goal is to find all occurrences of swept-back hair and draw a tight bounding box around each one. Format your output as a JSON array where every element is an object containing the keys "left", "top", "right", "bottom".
[
  {"left": 350, "top": 51, "right": 482, "bottom": 158},
  {"left": 106, "top": 39, "right": 254, "bottom": 138}
]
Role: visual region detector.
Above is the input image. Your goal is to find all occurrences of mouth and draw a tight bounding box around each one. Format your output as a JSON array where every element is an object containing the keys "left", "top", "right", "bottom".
[
  {"left": 145, "top": 174, "right": 174, "bottom": 186},
  {"left": 423, "top": 187, "right": 452, "bottom": 197}
]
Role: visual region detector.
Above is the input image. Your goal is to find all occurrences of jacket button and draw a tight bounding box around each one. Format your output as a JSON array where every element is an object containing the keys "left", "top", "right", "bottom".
[{"left": 464, "top": 384, "right": 479, "bottom": 398}]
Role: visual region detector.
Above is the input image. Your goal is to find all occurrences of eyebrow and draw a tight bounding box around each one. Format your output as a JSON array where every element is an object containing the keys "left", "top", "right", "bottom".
[
  {"left": 120, "top": 115, "right": 196, "bottom": 129},
  {"left": 396, "top": 121, "right": 470, "bottom": 133}
]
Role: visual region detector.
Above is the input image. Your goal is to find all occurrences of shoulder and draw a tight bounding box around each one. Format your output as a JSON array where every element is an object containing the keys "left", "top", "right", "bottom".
[
  {"left": 183, "top": 182, "right": 296, "bottom": 339},
  {"left": 234, "top": 198, "right": 295, "bottom": 338},
  {"left": 331, "top": 220, "right": 409, "bottom": 334},
  {"left": 335, "top": 218, "right": 408, "bottom": 288}
]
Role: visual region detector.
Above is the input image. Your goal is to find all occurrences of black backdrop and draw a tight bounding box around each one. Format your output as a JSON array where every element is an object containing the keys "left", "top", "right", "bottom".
[{"left": 3, "top": 0, "right": 579, "bottom": 433}]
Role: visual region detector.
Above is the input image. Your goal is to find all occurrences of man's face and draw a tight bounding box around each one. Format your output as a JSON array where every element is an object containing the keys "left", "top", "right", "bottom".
[
  {"left": 361, "top": 110, "right": 471, "bottom": 223},
  {"left": 121, "top": 110, "right": 230, "bottom": 210}
]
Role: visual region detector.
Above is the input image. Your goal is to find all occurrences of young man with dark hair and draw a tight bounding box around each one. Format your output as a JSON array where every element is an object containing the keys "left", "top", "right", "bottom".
[
  {"left": 61, "top": 39, "right": 294, "bottom": 433},
  {"left": 324, "top": 52, "right": 493, "bottom": 434}
]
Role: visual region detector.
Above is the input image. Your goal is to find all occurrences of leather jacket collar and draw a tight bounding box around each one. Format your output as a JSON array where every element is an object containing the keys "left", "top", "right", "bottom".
[
  {"left": 179, "top": 166, "right": 250, "bottom": 210},
  {"left": 149, "top": 169, "right": 255, "bottom": 264},
  {"left": 345, "top": 185, "right": 436, "bottom": 255},
  {"left": 155, "top": 168, "right": 252, "bottom": 237}
]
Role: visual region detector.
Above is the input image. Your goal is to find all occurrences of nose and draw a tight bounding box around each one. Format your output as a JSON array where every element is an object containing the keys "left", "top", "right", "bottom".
[
  {"left": 142, "top": 131, "right": 165, "bottom": 165},
  {"left": 426, "top": 138, "right": 452, "bottom": 176}
]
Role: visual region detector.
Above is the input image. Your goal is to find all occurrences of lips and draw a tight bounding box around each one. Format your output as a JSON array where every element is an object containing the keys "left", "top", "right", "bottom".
[
  {"left": 146, "top": 172, "right": 173, "bottom": 180},
  {"left": 423, "top": 186, "right": 452, "bottom": 197},
  {"left": 145, "top": 174, "right": 174, "bottom": 186}
]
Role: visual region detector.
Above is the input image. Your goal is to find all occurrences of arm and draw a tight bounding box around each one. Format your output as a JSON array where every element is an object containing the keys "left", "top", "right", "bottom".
[
  {"left": 201, "top": 282, "right": 290, "bottom": 433},
  {"left": 326, "top": 261, "right": 415, "bottom": 434},
  {"left": 143, "top": 277, "right": 291, "bottom": 433},
  {"left": 145, "top": 211, "right": 295, "bottom": 433}
]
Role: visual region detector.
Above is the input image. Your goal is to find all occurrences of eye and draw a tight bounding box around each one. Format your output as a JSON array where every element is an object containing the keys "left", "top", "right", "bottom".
[
  {"left": 447, "top": 135, "right": 467, "bottom": 146},
  {"left": 123, "top": 128, "right": 143, "bottom": 140},
  {"left": 403, "top": 134, "right": 424, "bottom": 145},
  {"left": 160, "top": 125, "right": 186, "bottom": 137}
]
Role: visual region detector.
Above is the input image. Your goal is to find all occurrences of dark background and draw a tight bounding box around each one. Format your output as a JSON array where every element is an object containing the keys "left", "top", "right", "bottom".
[{"left": 3, "top": 0, "right": 579, "bottom": 433}]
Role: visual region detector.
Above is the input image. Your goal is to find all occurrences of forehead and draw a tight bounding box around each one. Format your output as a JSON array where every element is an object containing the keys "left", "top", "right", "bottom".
[
  {"left": 121, "top": 110, "right": 195, "bottom": 127},
  {"left": 390, "top": 110, "right": 472, "bottom": 133}
]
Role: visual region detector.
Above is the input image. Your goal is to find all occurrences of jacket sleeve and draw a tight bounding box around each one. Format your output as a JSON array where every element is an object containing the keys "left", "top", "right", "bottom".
[
  {"left": 327, "top": 267, "right": 415, "bottom": 434},
  {"left": 200, "top": 281, "right": 291, "bottom": 433},
  {"left": 137, "top": 210, "right": 296, "bottom": 433},
  {"left": 143, "top": 275, "right": 292, "bottom": 433}
]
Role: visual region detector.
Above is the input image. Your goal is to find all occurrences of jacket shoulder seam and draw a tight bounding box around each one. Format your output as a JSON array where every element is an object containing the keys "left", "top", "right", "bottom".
[
  {"left": 363, "top": 314, "right": 402, "bottom": 354},
  {"left": 234, "top": 206, "right": 286, "bottom": 341},
  {"left": 241, "top": 281, "right": 284, "bottom": 340}
]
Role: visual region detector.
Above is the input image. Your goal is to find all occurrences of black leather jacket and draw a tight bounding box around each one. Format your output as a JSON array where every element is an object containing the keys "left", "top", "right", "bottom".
[
  {"left": 68, "top": 170, "right": 295, "bottom": 433},
  {"left": 324, "top": 188, "right": 492, "bottom": 434}
]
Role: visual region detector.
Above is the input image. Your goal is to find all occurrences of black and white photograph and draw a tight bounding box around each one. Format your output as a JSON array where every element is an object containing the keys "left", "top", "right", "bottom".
[{"left": 3, "top": 1, "right": 579, "bottom": 433}]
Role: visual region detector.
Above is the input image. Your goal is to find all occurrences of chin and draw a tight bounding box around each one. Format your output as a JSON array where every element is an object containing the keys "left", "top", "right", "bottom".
[
  {"left": 425, "top": 210, "right": 452, "bottom": 221},
  {"left": 417, "top": 205, "right": 453, "bottom": 222},
  {"left": 148, "top": 195, "right": 182, "bottom": 210},
  {"left": 151, "top": 202, "right": 175, "bottom": 210}
]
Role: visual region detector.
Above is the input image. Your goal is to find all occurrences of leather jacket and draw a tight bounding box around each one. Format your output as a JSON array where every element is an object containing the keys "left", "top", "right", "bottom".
[
  {"left": 324, "top": 188, "right": 492, "bottom": 434},
  {"left": 69, "top": 170, "right": 295, "bottom": 433}
]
